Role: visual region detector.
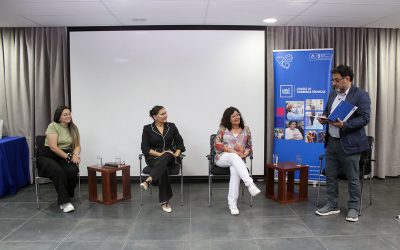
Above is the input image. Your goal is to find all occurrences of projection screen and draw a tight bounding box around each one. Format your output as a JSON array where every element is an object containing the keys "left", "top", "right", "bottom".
[{"left": 70, "top": 29, "right": 265, "bottom": 176}]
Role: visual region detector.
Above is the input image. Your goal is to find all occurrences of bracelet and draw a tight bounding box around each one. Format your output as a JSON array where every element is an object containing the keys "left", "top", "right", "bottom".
[{"left": 66, "top": 153, "right": 72, "bottom": 163}]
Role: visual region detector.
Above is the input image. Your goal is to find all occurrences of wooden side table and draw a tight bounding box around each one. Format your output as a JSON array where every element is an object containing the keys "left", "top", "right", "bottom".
[
  {"left": 87, "top": 164, "right": 131, "bottom": 205},
  {"left": 265, "top": 162, "right": 308, "bottom": 204}
]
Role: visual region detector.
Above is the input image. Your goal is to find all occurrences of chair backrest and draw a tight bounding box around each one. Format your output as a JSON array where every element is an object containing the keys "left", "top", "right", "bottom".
[
  {"left": 209, "top": 134, "right": 217, "bottom": 165},
  {"left": 35, "top": 135, "right": 46, "bottom": 157},
  {"left": 359, "top": 136, "right": 374, "bottom": 176}
]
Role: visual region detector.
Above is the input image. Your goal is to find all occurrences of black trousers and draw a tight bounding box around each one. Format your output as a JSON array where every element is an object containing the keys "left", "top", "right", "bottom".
[
  {"left": 145, "top": 153, "right": 175, "bottom": 203},
  {"left": 37, "top": 147, "right": 79, "bottom": 205}
]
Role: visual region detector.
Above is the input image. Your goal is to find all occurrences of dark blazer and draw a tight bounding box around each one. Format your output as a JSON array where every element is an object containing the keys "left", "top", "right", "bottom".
[
  {"left": 141, "top": 122, "right": 185, "bottom": 156},
  {"left": 323, "top": 85, "right": 371, "bottom": 154}
]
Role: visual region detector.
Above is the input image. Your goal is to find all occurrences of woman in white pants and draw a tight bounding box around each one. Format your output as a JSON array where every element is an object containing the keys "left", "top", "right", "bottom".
[{"left": 214, "top": 107, "right": 261, "bottom": 215}]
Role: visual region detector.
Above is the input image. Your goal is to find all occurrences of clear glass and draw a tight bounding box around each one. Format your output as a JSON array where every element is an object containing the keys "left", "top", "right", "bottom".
[
  {"left": 115, "top": 156, "right": 121, "bottom": 164},
  {"left": 96, "top": 155, "right": 103, "bottom": 167},
  {"left": 272, "top": 153, "right": 279, "bottom": 165},
  {"left": 296, "top": 155, "right": 302, "bottom": 166}
]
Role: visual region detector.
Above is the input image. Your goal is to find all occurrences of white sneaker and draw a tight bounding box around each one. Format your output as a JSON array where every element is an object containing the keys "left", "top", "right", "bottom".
[
  {"left": 161, "top": 203, "right": 172, "bottom": 213},
  {"left": 62, "top": 203, "right": 75, "bottom": 213},
  {"left": 248, "top": 183, "right": 261, "bottom": 197},
  {"left": 59, "top": 204, "right": 66, "bottom": 210},
  {"left": 229, "top": 206, "right": 240, "bottom": 215}
]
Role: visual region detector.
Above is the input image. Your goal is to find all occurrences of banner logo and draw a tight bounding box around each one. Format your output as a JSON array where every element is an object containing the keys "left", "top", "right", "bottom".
[
  {"left": 276, "top": 54, "right": 293, "bottom": 69},
  {"left": 280, "top": 85, "right": 294, "bottom": 98},
  {"left": 309, "top": 53, "right": 332, "bottom": 61}
]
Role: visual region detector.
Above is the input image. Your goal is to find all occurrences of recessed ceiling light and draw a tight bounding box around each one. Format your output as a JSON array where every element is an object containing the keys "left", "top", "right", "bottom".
[
  {"left": 131, "top": 18, "right": 147, "bottom": 22},
  {"left": 263, "top": 18, "right": 277, "bottom": 24}
]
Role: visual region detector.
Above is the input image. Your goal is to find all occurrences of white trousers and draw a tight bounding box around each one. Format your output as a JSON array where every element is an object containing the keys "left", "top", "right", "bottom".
[{"left": 215, "top": 153, "right": 253, "bottom": 208}]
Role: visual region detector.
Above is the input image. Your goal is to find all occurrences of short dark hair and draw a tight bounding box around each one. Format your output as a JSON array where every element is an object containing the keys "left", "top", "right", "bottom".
[
  {"left": 220, "top": 107, "right": 245, "bottom": 130},
  {"left": 331, "top": 64, "right": 354, "bottom": 81},
  {"left": 149, "top": 105, "right": 165, "bottom": 119},
  {"left": 288, "top": 121, "right": 298, "bottom": 126}
]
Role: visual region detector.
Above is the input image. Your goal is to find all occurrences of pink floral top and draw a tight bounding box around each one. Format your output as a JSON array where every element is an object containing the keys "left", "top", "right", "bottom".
[{"left": 214, "top": 126, "right": 253, "bottom": 161}]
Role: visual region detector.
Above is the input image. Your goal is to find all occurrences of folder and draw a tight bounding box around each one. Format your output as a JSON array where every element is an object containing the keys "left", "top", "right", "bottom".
[{"left": 328, "top": 101, "right": 358, "bottom": 122}]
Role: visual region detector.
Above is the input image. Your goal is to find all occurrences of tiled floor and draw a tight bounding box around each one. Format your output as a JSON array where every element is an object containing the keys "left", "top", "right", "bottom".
[{"left": 0, "top": 178, "right": 400, "bottom": 250}]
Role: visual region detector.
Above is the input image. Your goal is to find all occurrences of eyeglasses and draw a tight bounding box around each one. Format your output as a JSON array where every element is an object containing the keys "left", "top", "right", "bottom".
[{"left": 331, "top": 77, "right": 344, "bottom": 83}]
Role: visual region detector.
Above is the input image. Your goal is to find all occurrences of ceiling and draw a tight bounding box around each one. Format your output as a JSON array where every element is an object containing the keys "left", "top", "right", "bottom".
[{"left": 1, "top": 0, "right": 400, "bottom": 28}]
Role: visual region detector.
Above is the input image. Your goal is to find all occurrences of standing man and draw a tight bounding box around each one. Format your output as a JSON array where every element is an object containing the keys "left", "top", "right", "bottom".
[{"left": 316, "top": 65, "right": 371, "bottom": 222}]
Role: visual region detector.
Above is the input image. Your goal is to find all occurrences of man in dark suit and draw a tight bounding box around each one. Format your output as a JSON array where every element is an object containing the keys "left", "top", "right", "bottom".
[{"left": 316, "top": 65, "right": 371, "bottom": 222}]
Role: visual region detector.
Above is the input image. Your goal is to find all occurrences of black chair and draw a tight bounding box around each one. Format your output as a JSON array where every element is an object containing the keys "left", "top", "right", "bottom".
[
  {"left": 316, "top": 136, "right": 375, "bottom": 215},
  {"left": 206, "top": 134, "right": 253, "bottom": 208},
  {"left": 33, "top": 135, "right": 81, "bottom": 209},
  {"left": 139, "top": 153, "right": 185, "bottom": 206}
]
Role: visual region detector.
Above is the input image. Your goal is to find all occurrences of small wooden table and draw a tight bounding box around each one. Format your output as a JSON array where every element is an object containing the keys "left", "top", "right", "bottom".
[
  {"left": 265, "top": 162, "right": 309, "bottom": 204},
  {"left": 87, "top": 164, "right": 131, "bottom": 205}
]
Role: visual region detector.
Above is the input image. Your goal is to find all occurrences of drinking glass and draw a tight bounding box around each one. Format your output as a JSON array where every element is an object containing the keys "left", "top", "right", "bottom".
[
  {"left": 296, "top": 155, "right": 302, "bottom": 166},
  {"left": 96, "top": 155, "right": 103, "bottom": 167},
  {"left": 272, "top": 153, "right": 279, "bottom": 165}
]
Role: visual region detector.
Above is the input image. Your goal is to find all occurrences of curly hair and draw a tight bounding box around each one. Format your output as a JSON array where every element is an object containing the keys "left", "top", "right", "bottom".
[{"left": 220, "top": 107, "right": 245, "bottom": 130}]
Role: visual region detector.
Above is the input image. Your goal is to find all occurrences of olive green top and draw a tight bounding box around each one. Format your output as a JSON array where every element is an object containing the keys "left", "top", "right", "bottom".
[{"left": 44, "top": 122, "right": 72, "bottom": 150}]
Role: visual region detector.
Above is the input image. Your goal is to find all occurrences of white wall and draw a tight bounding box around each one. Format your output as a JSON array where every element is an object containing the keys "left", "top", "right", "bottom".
[{"left": 70, "top": 29, "right": 265, "bottom": 176}]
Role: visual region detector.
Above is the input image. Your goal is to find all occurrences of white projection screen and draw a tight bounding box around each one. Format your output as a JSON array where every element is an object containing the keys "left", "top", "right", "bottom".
[{"left": 70, "top": 29, "right": 265, "bottom": 176}]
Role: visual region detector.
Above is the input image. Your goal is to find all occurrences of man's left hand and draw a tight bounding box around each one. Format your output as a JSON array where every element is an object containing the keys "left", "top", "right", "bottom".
[{"left": 330, "top": 118, "right": 344, "bottom": 128}]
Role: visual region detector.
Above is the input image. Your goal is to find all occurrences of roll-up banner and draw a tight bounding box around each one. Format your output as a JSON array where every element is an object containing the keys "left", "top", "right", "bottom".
[{"left": 273, "top": 49, "right": 334, "bottom": 183}]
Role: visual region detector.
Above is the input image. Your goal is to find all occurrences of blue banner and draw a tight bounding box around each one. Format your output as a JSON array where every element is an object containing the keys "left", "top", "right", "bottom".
[{"left": 273, "top": 49, "right": 334, "bottom": 182}]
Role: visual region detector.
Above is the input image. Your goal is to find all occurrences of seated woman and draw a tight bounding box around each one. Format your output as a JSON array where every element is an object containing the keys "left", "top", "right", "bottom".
[
  {"left": 37, "top": 106, "right": 80, "bottom": 213},
  {"left": 285, "top": 121, "right": 304, "bottom": 140},
  {"left": 140, "top": 105, "right": 185, "bottom": 213},
  {"left": 214, "top": 107, "right": 261, "bottom": 215}
]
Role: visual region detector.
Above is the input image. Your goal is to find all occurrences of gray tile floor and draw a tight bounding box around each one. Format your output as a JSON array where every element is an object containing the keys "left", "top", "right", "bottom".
[{"left": 1, "top": 178, "right": 400, "bottom": 250}]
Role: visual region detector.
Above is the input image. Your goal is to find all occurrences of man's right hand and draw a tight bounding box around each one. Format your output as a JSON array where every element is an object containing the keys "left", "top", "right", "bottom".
[{"left": 317, "top": 116, "right": 328, "bottom": 124}]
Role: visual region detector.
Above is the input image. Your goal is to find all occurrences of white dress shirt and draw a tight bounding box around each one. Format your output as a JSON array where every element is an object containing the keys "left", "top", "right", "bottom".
[{"left": 329, "top": 88, "right": 350, "bottom": 138}]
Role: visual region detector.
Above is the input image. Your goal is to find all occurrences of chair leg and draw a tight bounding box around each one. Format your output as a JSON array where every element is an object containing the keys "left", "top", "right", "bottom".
[
  {"left": 77, "top": 172, "right": 81, "bottom": 204},
  {"left": 35, "top": 178, "right": 40, "bottom": 209},
  {"left": 140, "top": 174, "right": 143, "bottom": 206},
  {"left": 359, "top": 174, "right": 365, "bottom": 216},
  {"left": 180, "top": 174, "right": 184, "bottom": 206},
  {"left": 369, "top": 174, "right": 373, "bottom": 205},
  {"left": 208, "top": 175, "right": 212, "bottom": 207},
  {"left": 250, "top": 191, "right": 253, "bottom": 207},
  {"left": 317, "top": 178, "right": 321, "bottom": 208}
]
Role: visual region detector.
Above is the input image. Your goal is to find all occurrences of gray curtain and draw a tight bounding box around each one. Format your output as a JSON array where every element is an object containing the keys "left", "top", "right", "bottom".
[
  {"left": 0, "top": 27, "right": 69, "bottom": 181},
  {"left": 266, "top": 26, "right": 400, "bottom": 178},
  {"left": 1, "top": 26, "right": 399, "bottom": 178}
]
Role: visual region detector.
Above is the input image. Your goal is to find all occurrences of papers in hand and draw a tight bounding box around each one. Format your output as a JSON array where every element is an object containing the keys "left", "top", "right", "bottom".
[
  {"left": 311, "top": 116, "right": 328, "bottom": 120},
  {"left": 328, "top": 101, "right": 358, "bottom": 122}
]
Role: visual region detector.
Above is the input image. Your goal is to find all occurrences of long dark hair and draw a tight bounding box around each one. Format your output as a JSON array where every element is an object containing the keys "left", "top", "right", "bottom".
[
  {"left": 220, "top": 107, "right": 245, "bottom": 130},
  {"left": 149, "top": 105, "right": 165, "bottom": 120},
  {"left": 53, "top": 106, "right": 80, "bottom": 150}
]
